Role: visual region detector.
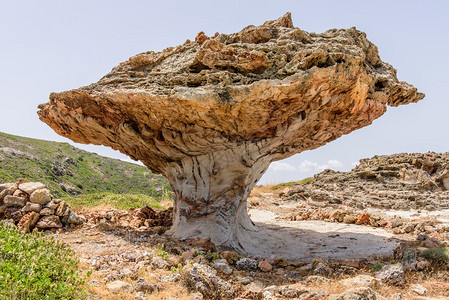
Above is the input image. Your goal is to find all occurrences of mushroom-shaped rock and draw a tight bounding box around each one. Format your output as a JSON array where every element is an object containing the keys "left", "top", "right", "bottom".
[{"left": 38, "top": 13, "right": 424, "bottom": 253}]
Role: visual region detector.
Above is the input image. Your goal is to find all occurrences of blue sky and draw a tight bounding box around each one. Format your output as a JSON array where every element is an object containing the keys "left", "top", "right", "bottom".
[{"left": 1, "top": 1, "right": 448, "bottom": 184}]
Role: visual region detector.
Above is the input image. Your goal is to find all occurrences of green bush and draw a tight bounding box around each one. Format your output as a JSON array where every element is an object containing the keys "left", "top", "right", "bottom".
[
  {"left": 271, "top": 177, "right": 314, "bottom": 190},
  {"left": 420, "top": 247, "right": 449, "bottom": 262},
  {"left": 0, "top": 222, "right": 86, "bottom": 299},
  {"left": 63, "top": 192, "right": 165, "bottom": 210}
]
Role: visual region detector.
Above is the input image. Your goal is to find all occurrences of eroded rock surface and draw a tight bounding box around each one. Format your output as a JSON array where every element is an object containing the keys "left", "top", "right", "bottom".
[
  {"left": 285, "top": 152, "right": 449, "bottom": 210},
  {"left": 38, "top": 13, "right": 423, "bottom": 252}
]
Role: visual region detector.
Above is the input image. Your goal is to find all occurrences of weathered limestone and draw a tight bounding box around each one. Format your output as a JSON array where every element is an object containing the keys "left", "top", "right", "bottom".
[{"left": 37, "top": 13, "right": 424, "bottom": 252}]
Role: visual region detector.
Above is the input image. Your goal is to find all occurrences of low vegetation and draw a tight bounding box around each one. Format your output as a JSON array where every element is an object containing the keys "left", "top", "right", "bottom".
[
  {"left": 63, "top": 192, "right": 169, "bottom": 210},
  {"left": 420, "top": 247, "right": 449, "bottom": 263},
  {"left": 0, "top": 131, "right": 170, "bottom": 198},
  {"left": 0, "top": 221, "right": 86, "bottom": 299},
  {"left": 271, "top": 177, "right": 314, "bottom": 190}
]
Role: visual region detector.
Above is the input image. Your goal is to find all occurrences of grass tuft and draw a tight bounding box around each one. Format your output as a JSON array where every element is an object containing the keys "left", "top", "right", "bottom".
[
  {"left": 0, "top": 221, "right": 86, "bottom": 299},
  {"left": 271, "top": 177, "right": 314, "bottom": 190},
  {"left": 420, "top": 247, "right": 449, "bottom": 263},
  {"left": 63, "top": 192, "right": 167, "bottom": 210}
]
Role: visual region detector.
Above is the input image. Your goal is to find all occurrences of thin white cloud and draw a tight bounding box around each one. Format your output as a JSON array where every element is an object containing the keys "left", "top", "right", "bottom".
[
  {"left": 270, "top": 161, "right": 297, "bottom": 172},
  {"left": 327, "top": 159, "right": 344, "bottom": 169},
  {"left": 299, "top": 159, "right": 344, "bottom": 172},
  {"left": 299, "top": 160, "right": 320, "bottom": 172}
]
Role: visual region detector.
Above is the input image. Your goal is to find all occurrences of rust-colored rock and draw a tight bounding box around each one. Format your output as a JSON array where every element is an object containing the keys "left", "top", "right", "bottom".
[{"left": 38, "top": 13, "right": 424, "bottom": 253}]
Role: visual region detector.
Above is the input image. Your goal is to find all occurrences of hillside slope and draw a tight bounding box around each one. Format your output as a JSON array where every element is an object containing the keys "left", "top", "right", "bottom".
[{"left": 0, "top": 132, "right": 170, "bottom": 197}]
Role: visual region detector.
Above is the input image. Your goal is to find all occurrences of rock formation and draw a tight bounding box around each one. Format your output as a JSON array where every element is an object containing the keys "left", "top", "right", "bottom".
[
  {"left": 38, "top": 13, "right": 424, "bottom": 252},
  {"left": 285, "top": 152, "right": 449, "bottom": 210}
]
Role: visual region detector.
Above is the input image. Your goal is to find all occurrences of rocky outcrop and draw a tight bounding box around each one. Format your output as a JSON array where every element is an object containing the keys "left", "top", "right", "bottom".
[
  {"left": 38, "top": 13, "right": 423, "bottom": 252},
  {"left": 285, "top": 152, "right": 449, "bottom": 210},
  {"left": 0, "top": 181, "right": 85, "bottom": 232}
]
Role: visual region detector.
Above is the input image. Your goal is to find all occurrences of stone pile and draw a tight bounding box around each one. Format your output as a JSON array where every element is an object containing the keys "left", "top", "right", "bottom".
[
  {"left": 284, "top": 152, "right": 449, "bottom": 210},
  {"left": 84, "top": 206, "right": 173, "bottom": 234},
  {"left": 0, "top": 180, "right": 85, "bottom": 232}
]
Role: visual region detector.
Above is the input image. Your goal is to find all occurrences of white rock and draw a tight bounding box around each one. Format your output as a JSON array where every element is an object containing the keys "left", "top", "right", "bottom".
[
  {"left": 30, "top": 188, "right": 51, "bottom": 205},
  {"left": 410, "top": 284, "right": 427, "bottom": 295},
  {"left": 18, "top": 182, "right": 45, "bottom": 194},
  {"left": 106, "top": 280, "right": 133, "bottom": 293}
]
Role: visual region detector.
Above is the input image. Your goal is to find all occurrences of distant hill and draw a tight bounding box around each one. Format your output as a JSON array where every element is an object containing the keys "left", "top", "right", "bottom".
[{"left": 0, "top": 132, "right": 170, "bottom": 198}]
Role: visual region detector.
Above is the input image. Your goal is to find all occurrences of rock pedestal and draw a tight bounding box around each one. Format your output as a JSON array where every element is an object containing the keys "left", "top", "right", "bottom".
[{"left": 37, "top": 13, "right": 423, "bottom": 252}]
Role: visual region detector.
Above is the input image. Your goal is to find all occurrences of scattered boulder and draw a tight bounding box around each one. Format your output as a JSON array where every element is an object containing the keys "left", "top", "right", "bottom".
[
  {"left": 340, "top": 275, "right": 380, "bottom": 288},
  {"left": 214, "top": 259, "right": 233, "bottom": 275},
  {"left": 106, "top": 280, "right": 133, "bottom": 293},
  {"left": 258, "top": 260, "right": 273, "bottom": 272},
  {"left": 151, "top": 256, "right": 170, "bottom": 270},
  {"left": 375, "top": 264, "right": 404, "bottom": 285},
  {"left": 135, "top": 278, "right": 157, "bottom": 294},
  {"left": 410, "top": 284, "right": 427, "bottom": 295},
  {"left": 183, "top": 263, "right": 234, "bottom": 298},
  {"left": 236, "top": 258, "right": 258, "bottom": 271},
  {"left": 331, "top": 287, "right": 386, "bottom": 300}
]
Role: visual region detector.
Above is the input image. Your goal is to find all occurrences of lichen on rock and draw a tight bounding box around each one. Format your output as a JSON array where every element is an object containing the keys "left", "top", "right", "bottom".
[{"left": 38, "top": 13, "right": 424, "bottom": 253}]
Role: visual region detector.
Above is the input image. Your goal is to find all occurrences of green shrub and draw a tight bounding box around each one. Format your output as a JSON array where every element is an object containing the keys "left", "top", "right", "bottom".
[
  {"left": 420, "top": 247, "right": 449, "bottom": 262},
  {"left": 271, "top": 177, "right": 314, "bottom": 190},
  {"left": 0, "top": 221, "right": 86, "bottom": 299},
  {"left": 63, "top": 192, "right": 164, "bottom": 210}
]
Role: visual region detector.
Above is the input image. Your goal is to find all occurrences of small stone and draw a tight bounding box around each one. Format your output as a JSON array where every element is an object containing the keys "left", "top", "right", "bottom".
[
  {"left": 410, "top": 284, "right": 427, "bottom": 295},
  {"left": 4, "top": 195, "right": 26, "bottom": 207},
  {"left": 220, "top": 250, "right": 240, "bottom": 264},
  {"left": 22, "top": 202, "right": 42, "bottom": 213},
  {"left": 134, "top": 292, "right": 148, "bottom": 300},
  {"left": 181, "top": 251, "right": 195, "bottom": 262},
  {"left": 55, "top": 201, "right": 71, "bottom": 216},
  {"left": 246, "top": 281, "right": 264, "bottom": 292},
  {"left": 390, "top": 218, "right": 403, "bottom": 228},
  {"left": 298, "top": 263, "right": 314, "bottom": 275},
  {"left": 192, "top": 293, "right": 203, "bottom": 300},
  {"left": 30, "top": 188, "right": 51, "bottom": 205},
  {"left": 258, "top": 260, "right": 273, "bottom": 272},
  {"left": 106, "top": 280, "right": 133, "bottom": 293},
  {"left": 214, "top": 259, "right": 233, "bottom": 274},
  {"left": 151, "top": 256, "right": 170, "bottom": 269},
  {"left": 236, "top": 257, "right": 258, "bottom": 271},
  {"left": 416, "top": 260, "right": 430, "bottom": 270},
  {"left": 135, "top": 278, "right": 157, "bottom": 293},
  {"left": 65, "top": 212, "right": 85, "bottom": 225},
  {"left": 330, "top": 287, "right": 383, "bottom": 300},
  {"left": 39, "top": 208, "right": 54, "bottom": 216},
  {"left": 13, "top": 189, "right": 28, "bottom": 198},
  {"left": 18, "top": 182, "right": 45, "bottom": 194},
  {"left": 356, "top": 213, "right": 370, "bottom": 225},
  {"left": 167, "top": 254, "right": 182, "bottom": 267},
  {"left": 160, "top": 273, "right": 181, "bottom": 282},
  {"left": 343, "top": 215, "right": 357, "bottom": 224},
  {"left": 17, "top": 212, "right": 40, "bottom": 233},
  {"left": 45, "top": 200, "right": 59, "bottom": 210},
  {"left": 278, "top": 285, "right": 309, "bottom": 298},
  {"left": 375, "top": 263, "right": 404, "bottom": 285},
  {"left": 313, "top": 262, "right": 332, "bottom": 276},
  {"left": 340, "top": 275, "right": 380, "bottom": 288},
  {"left": 35, "top": 215, "right": 63, "bottom": 229},
  {"left": 183, "top": 263, "right": 234, "bottom": 298},
  {"left": 305, "top": 275, "right": 330, "bottom": 285}
]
